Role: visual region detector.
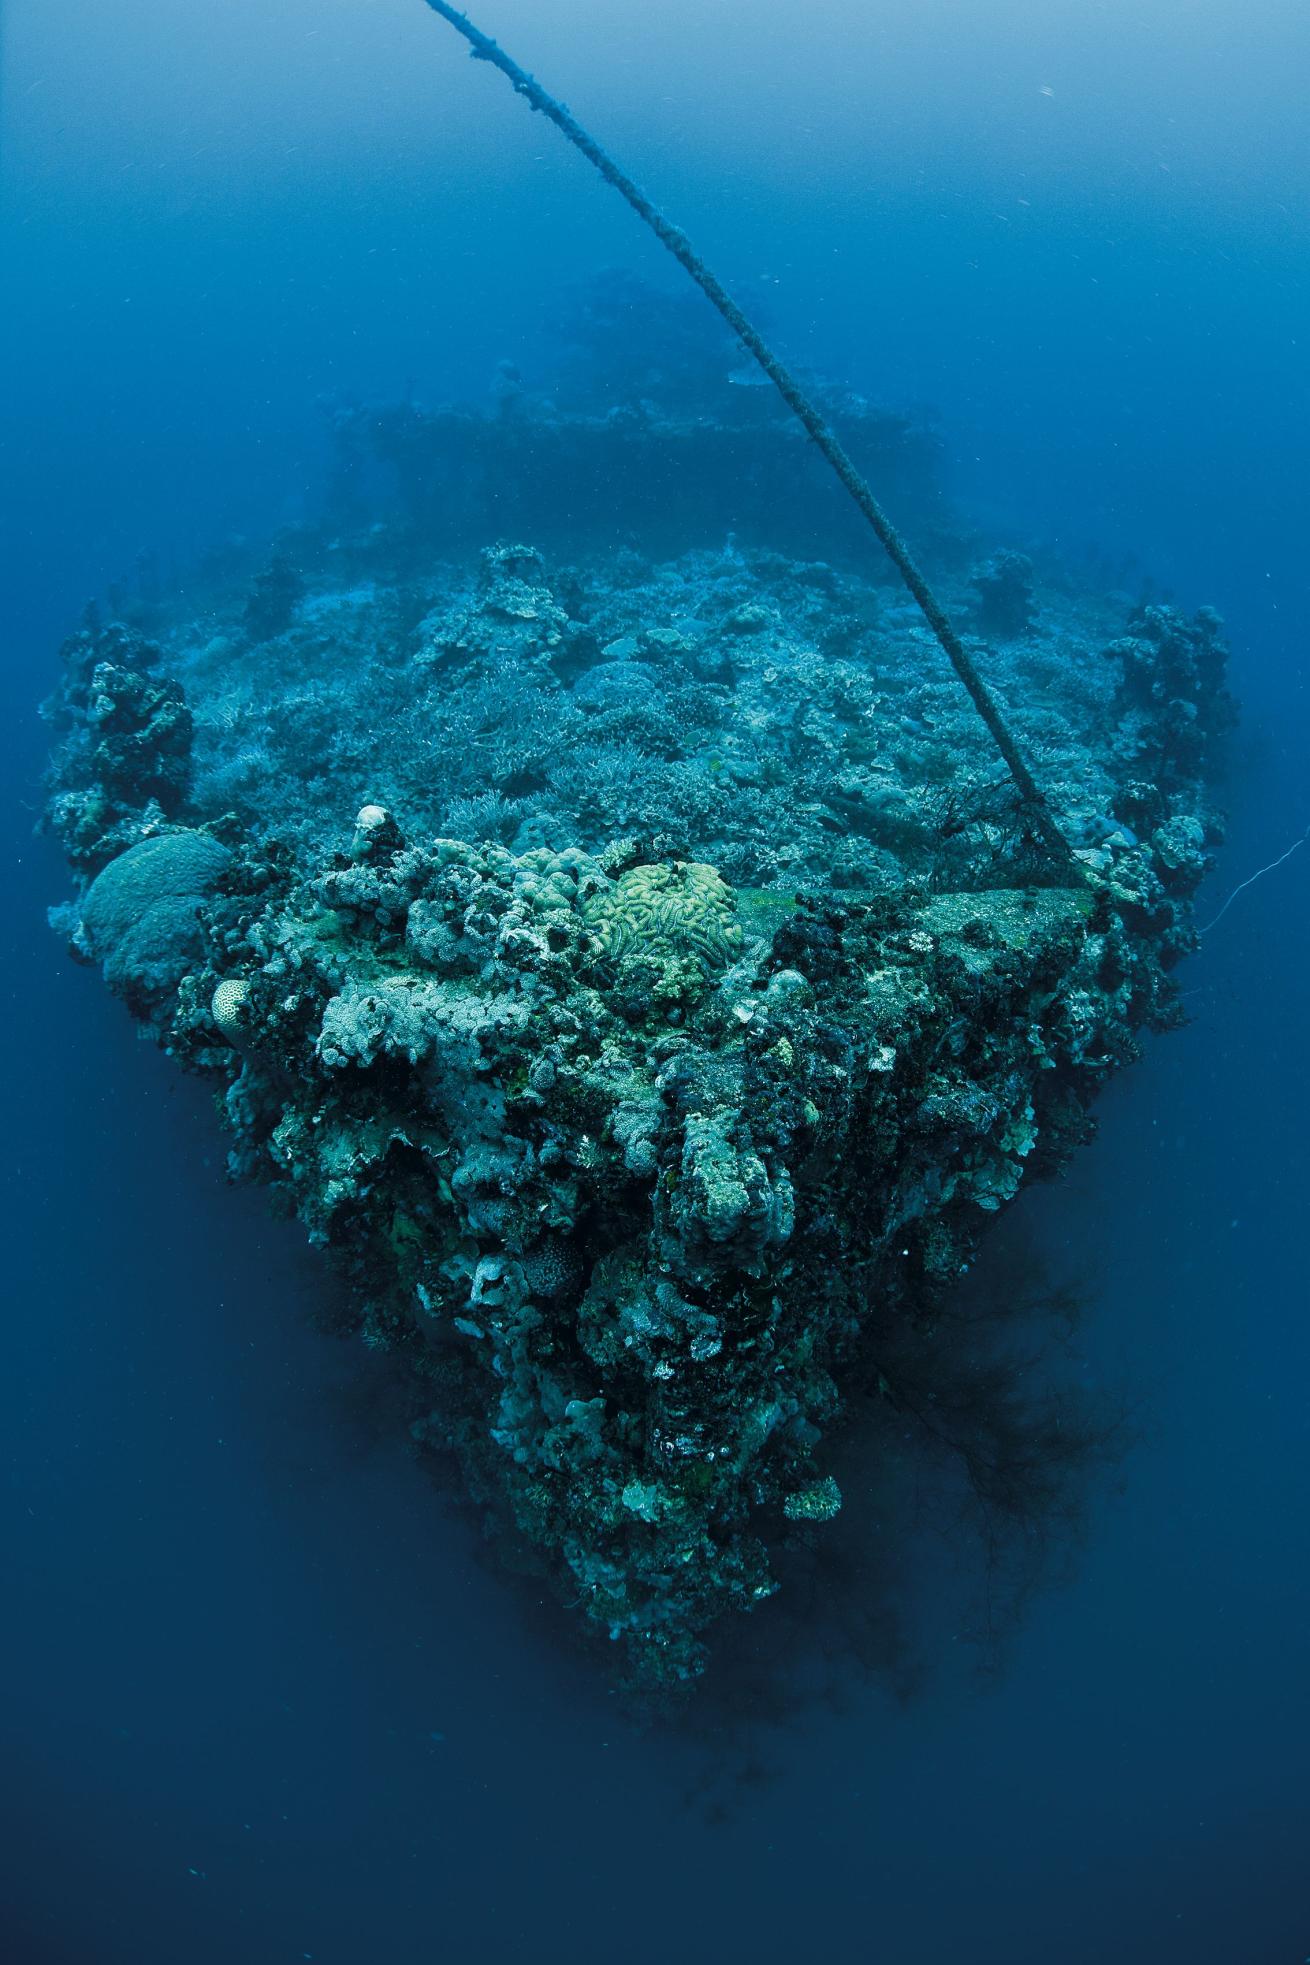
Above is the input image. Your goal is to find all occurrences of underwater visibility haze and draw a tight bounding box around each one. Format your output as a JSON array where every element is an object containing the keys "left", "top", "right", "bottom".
[{"left": 2, "top": 2, "right": 1309, "bottom": 1961}]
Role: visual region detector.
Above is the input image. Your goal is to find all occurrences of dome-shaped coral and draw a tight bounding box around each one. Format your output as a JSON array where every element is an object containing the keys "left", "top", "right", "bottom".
[
  {"left": 81, "top": 830, "right": 229, "bottom": 1002},
  {"left": 582, "top": 860, "right": 743, "bottom": 975},
  {"left": 211, "top": 977, "right": 253, "bottom": 1045}
]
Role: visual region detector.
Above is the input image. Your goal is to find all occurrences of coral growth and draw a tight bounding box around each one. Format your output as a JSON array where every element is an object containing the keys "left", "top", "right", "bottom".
[{"left": 42, "top": 328, "right": 1233, "bottom": 1688}]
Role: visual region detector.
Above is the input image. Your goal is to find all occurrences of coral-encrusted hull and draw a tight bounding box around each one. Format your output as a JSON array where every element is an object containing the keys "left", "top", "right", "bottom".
[{"left": 45, "top": 523, "right": 1231, "bottom": 1683}]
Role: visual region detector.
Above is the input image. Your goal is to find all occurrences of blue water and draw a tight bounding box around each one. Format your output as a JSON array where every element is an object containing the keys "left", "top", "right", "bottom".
[{"left": 2, "top": 3, "right": 1308, "bottom": 1960}]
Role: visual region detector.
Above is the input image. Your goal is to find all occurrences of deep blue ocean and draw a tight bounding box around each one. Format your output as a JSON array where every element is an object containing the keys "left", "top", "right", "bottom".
[{"left": 2, "top": 3, "right": 1308, "bottom": 1960}]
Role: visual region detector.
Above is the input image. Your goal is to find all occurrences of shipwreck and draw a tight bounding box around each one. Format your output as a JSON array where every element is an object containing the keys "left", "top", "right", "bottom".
[{"left": 43, "top": 308, "right": 1233, "bottom": 1683}]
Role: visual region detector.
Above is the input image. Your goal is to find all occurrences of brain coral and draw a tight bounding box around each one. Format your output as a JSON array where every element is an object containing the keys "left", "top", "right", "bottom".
[
  {"left": 82, "top": 830, "right": 230, "bottom": 1000},
  {"left": 582, "top": 861, "right": 744, "bottom": 974},
  {"left": 211, "top": 977, "right": 253, "bottom": 1045}
]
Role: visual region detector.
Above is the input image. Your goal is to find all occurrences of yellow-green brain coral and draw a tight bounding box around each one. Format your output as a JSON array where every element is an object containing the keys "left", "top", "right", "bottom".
[{"left": 582, "top": 861, "right": 744, "bottom": 973}]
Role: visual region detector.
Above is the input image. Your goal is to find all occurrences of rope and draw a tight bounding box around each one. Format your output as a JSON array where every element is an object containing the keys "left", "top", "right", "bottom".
[
  {"left": 1198, "top": 822, "right": 1308, "bottom": 936},
  {"left": 420, "top": 1, "right": 1077, "bottom": 870}
]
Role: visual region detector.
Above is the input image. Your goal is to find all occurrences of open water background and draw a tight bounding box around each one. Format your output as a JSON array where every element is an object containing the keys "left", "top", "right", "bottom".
[{"left": 2, "top": 4, "right": 1307, "bottom": 1960}]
